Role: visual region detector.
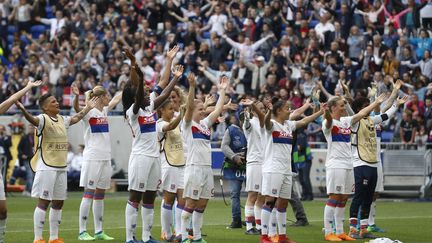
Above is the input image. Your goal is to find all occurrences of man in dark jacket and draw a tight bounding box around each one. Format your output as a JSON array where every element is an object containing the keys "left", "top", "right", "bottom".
[{"left": 18, "top": 125, "right": 35, "bottom": 195}]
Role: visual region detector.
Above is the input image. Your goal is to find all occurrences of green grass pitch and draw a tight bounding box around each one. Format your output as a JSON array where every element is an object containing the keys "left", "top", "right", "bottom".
[{"left": 4, "top": 192, "right": 432, "bottom": 243}]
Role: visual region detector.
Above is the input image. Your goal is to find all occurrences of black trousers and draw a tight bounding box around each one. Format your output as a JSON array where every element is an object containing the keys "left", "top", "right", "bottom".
[{"left": 349, "top": 165, "right": 377, "bottom": 220}]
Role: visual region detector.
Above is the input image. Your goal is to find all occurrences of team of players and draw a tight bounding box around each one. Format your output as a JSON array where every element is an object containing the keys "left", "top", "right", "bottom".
[{"left": 0, "top": 46, "right": 408, "bottom": 243}]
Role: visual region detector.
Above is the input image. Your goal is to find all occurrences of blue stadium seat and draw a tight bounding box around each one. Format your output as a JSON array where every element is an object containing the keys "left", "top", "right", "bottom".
[
  {"left": 31, "top": 25, "right": 47, "bottom": 39},
  {"left": 7, "top": 26, "right": 16, "bottom": 35},
  {"left": 309, "top": 20, "right": 319, "bottom": 28},
  {"left": 7, "top": 35, "right": 14, "bottom": 44},
  {"left": 224, "top": 61, "right": 234, "bottom": 69},
  {"left": 381, "top": 131, "right": 394, "bottom": 142},
  {"left": 202, "top": 31, "right": 211, "bottom": 39}
]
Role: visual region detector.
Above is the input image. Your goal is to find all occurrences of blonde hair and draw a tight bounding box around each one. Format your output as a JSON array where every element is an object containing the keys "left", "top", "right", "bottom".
[
  {"left": 85, "top": 86, "right": 107, "bottom": 102},
  {"left": 327, "top": 96, "right": 344, "bottom": 113},
  {"left": 173, "top": 86, "right": 186, "bottom": 105}
]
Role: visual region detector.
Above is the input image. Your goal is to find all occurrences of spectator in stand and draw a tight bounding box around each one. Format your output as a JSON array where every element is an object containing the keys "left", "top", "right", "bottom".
[
  {"left": 404, "top": 50, "right": 432, "bottom": 78},
  {"left": 222, "top": 33, "right": 274, "bottom": 63},
  {"left": 406, "top": 94, "right": 425, "bottom": 116},
  {"left": 35, "top": 9, "right": 66, "bottom": 41},
  {"left": 17, "top": 124, "right": 35, "bottom": 195},
  {"left": 408, "top": 29, "right": 432, "bottom": 59},
  {"left": 200, "top": 3, "right": 227, "bottom": 36},
  {"left": 68, "top": 144, "right": 84, "bottom": 188},
  {"left": 424, "top": 97, "right": 432, "bottom": 130},
  {"left": 400, "top": 110, "right": 418, "bottom": 146}
]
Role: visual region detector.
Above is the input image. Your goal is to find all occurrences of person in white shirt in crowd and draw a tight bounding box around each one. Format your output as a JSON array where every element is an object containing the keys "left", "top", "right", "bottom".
[
  {"left": 36, "top": 9, "right": 66, "bottom": 41},
  {"left": 200, "top": 3, "right": 227, "bottom": 36},
  {"left": 222, "top": 33, "right": 275, "bottom": 63}
]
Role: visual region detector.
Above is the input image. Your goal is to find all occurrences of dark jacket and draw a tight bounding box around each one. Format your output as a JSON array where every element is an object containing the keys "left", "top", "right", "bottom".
[{"left": 18, "top": 134, "right": 34, "bottom": 165}]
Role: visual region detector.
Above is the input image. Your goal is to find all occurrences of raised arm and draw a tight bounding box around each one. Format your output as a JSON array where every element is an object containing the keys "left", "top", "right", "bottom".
[
  {"left": 251, "top": 34, "right": 274, "bottom": 50},
  {"left": 70, "top": 97, "right": 99, "bottom": 125},
  {"left": 0, "top": 80, "right": 42, "bottom": 114},
  {"left": 15, "top": 101, "right": 39, "bottom": 126},
  {"left": 222, "top": 35, "right": 241, "bottom": 50},
  {"left": 153, "top": 65, "right": 183, "bottom": 110},
  {"left": 71, "top": 84, "right": 82, "bottom": 113},
  {"left": 184, "top": 72, "right": 196, "bottom": 123},
  {"left": 352, "top": 93, "right": 387, "bottom": 124},
  {"left": 263, "top": 101, "right": 273, "bottom": 130},
  {"left": 206, "top": 76, "right": 229, "bottom": 125},
  {"left": 107, "top": 91, "right": 123, "bottom": 111},
  {"left": 289, "top": 99, "right": 312, "bottom": 120},
  {"left": 382, "top": 80, "right": 401, "bottom": 112},
  {"left": 240, "top": 99, "right": 266, "bottom": 127},
  {"left": 324, "top": 108, "right": 333, "bottom": 129},
  {"left": 296, "top": 103, "right": 327, "bottom": 129},
  {"left": 133, "top": 66, "right": 146, "bottom": 115},
  {"left": 395, "top": 8, "right": 411, "bottom": 18},
  {"left": 124, "top": 48, "right": 140, "bottom": 86},
  {"left": 163, "top": 105, "right": 186, "bottom": 132},
  {"left": 158, "top": 45, "right": 179, "bottom": 89}
]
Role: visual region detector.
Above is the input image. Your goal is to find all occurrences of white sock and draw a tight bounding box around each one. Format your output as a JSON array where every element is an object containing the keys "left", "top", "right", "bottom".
[
  {"left": 79, "top": 196, "right": 93, "bottom": 233},
  {"left": 276, "top": 208, "right": 287, "bottom": 237},
  {"left": 0, "top": 219, "right": 6, "bottom": 243},
  {"left": 125, "top": 201, "right": 139, "bottom": 242},
  {"left": 261, "top": 206, "right": 272, "bottom": 236},
  {"left": 141, "top": 204, "right": 154, "bottom": 241},
  {"left": 324, "top": 199, "right": 337, "bottom": 235},
  {"left": 254, "top": 204, "right": 262, "bottom": 230},
  {"left": 161, "top": 202, "right": 173, "bottom": 238},
  {"left": 368, "top": 202, "right": 376, "bottom": 226},
  {"left": 268, "top": 208, "right": 277, "bottom": 236},
  {"left": 334, "top": 203, "right": 346, "bottom": 235},
  {"left": 181, "top": 208, "right": 193, "bottom": 241},
  {"left": 49, "top": 208, "right": 62, "bottom": 240},
  {"left": 175, "top": 204, "right": 183, "bottom": 236},
  {"left": 93, "top": 197, "right": 104, "bottom": 234},
  {"left": 245, "top": 206, "right": 254, "bottom": 231},
  {"left": 34, "top": 206, "right": 46, "bottom": 241},
  {"left": 192, "top": 209, "right": 204, "bottom": 240}
]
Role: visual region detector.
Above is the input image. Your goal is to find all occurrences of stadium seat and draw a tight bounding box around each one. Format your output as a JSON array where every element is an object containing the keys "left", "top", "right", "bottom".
[
  {"left": 224, "top": 61, "right": 234, "bottom": 69},
  {"left": 309, "top": 20, "right": 319, "bottom": 28},
  {"left": 202, "top": 31, "right": 211, "bottom": 39},
  {"left": 7, "top": 35, "right": 14, "bottom": 44},
  {"left": 381, "top": 131, "right": 394, "bottom": 142},
  {"left": 31, "top": 25, "right": 47, "bottom": 39},
  {"left": 7, "top": 25, "right": 16, "bottom": 35}
]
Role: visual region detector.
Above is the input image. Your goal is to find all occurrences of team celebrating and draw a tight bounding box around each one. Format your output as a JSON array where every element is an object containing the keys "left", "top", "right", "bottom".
[{"left": 0, "top": 44, "right": 410, "bottom": 243}]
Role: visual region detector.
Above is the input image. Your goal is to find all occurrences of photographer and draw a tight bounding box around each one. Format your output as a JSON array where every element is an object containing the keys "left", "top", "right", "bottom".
[{"left": 221, "top": 112, "right": 247, "bottom": 229}]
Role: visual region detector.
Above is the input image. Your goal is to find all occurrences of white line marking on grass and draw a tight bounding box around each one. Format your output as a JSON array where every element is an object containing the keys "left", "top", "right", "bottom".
[{"left": 6, "top": 215, "right": 432, "bottom": 233}]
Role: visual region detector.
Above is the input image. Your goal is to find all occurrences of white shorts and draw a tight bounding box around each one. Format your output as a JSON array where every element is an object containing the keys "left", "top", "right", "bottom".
[
  {"left": 0, "top": 173, "right": 5, "bottom": 200},
  {"left": 80, "top": 160, "right": 113, "bottom": 190},
  {"left": 245, "top": 163, "right": 262, "bottom": 193},
  {"left": 183, "top": 165, "right": 214, "bottom": 200},
  {"left": 32, "top": 170, "right": 67, "bottom": 200},
  {"left": 161, "top": 166, "right": 185, "bottom": 193},
  {"left": 128, "top": 154, "right": 161, "bottom": 192},
  {"left": 326, "top": 168, "right": 354, "bottom": 195},
  {"left": 261, "top": 172, "right": 292, "bottom": 199},
  {"left": 375, "top": 162, "right": 384, "bottom": 192}
]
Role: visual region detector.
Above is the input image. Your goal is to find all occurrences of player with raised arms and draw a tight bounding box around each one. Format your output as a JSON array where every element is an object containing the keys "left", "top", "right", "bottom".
[
  {"left": 72, "top": 85, "right": 122, "bottom": 241},
  {"left": 16, "top": 92, "right": 99, "bottom": 243}
]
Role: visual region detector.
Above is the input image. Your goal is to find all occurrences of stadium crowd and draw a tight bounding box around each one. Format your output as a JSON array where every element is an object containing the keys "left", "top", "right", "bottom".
[{"left": 1, "top": 0, "right": 432, "bottom": 144}]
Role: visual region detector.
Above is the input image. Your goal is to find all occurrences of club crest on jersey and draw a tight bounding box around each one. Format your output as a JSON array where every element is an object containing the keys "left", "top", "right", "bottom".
[
  {"left": 89, "top": 180, "right": 94, "bottom": 186},
  {"left": 272, "top": 131, "right": 293, "bottom": 144},
  {"left": 43, "top": 190, "right": 49, "bottom": 197},
  {"left": 336, "top": 186, "right": 342, "bottom": 192},
  {"left": 191, "top": 126, "right": 211, "bottom": 140},
  {"left": 138, "top": 113, "right": 157, "bottom": 133},
  {"left": 89, "top": 117, "right": 109, "bottom": 133},
  {"left": 254, "top": 184, "right": 259, "bottom": 190},
  {"left": 193, "top": 190, "right": 199, "bottom": 196},
  {"left": 170, "top": 184, "right": 176, "bottom": 190},
  {"left": 331, "top": 126, "right": 351, "bottom": 142},
  {"left": 139, "top": 183, "right": 145, "bottom": 189}
]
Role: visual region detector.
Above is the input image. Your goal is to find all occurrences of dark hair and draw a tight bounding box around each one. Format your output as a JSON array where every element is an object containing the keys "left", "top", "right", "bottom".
[
  {"left": 352, "top": 97, "right": 370, "bottom": 113},
  {"left": 39, "top": 93, "right": 53, "bottom": 109},
  {"left": 272, "top": 100, "right": 286, "bottom": 115},
  {"left": 122, "top": 82, "right": 136, "bottom": 118},
  {"left": 157, "top": 99, "right": 173, "bottom": 118}
]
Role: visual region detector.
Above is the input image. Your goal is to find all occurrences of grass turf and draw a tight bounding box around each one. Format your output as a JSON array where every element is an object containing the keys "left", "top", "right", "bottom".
[{"left": 4, "top": 192, "right": 432, "bottom": 243}]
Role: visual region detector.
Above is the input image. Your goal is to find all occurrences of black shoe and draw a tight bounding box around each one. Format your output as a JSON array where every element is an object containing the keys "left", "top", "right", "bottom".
[
  {"left": 227, "top": 220, "right": 242, "bottom": 229},
  {"left": 244, "top": 228, "right": 260, "bottom": 235},
  {"left": 290, "top": 220, "right": 309, "bottom": 226}
]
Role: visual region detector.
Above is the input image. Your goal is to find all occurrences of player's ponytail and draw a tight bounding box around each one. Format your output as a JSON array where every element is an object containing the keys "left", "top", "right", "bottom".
[{"left": 89, "top": 86, "right": 107, "bottom": 99}]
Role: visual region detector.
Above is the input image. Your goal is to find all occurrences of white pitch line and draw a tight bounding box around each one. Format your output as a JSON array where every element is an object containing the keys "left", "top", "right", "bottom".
[{"left": 5, "top": 215, "right": 432, "bottom": 233}]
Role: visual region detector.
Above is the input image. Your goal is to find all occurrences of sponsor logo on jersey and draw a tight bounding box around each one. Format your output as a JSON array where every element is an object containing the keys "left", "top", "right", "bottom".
[
  {"left": 336, "top": 186, "right": 342, "bottom": 192},
  {"left": 89, "top": 117, "right": 109, "bottom": 133},
  {"left": 272, "top": 188, "right": 278, "bottom": 194},
  {"left": 139, "top": 183, "right": 145, "bottom": 189},
  {"left": 43, "top": 190, "right": 49, "bottom": 197},
  {"left": 138, "top": 113, "right": 157, "bottom": 133},
  {"left": 193, "top": 190, "right": 199, "bottom": 196},
  {"left": 191, "top": 126, "right": 211, "bottom": 140},
  {"left": 89, "top": 180, "right": 94, "bottom": 186},
  {"left": 254, "top": 184, "right": 259, "bottom": 190},
  {"left": 170, "top": 184, "right": 176, "bottom": 190},
  {"left": 272, "top": 131, "right": 293, "bottom": 144},
  {"left": 331, "top": 126, "right": 351, "bottom": 142}
]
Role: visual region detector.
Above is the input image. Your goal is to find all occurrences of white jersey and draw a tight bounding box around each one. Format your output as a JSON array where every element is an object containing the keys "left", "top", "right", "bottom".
[
  {"left": 243, "top": 117, "right": 265, "bottom": 164},
  {"left": 82, "top": 107, "right": 111, "bottom": 161},
  {"left": 322, "top": 116, "right": 353, "bottom": 169},
  {"left": 262, "top": 120, "right": 297, "bottom": 174},
  {"left": 183, "top": 117, "right": 212, "bottom": 166},
  {"left": 352, "top": 105, "right": 397, "bottom": 168},
  {"left": 126, "top": 101, "right": 159, "bottom": 157},
  {"left": 157, "top": 119, "right": 170, "bottom": 169},
  {"left": 35, "top": 114, "right": 71, "bottom": 171}
]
